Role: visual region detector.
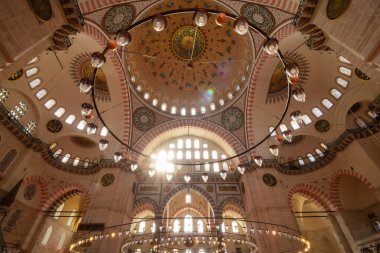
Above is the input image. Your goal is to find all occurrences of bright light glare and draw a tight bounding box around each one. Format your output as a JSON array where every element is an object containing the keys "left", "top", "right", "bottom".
[{"left": 155, "top": 150, "right": 174, "bottom": 173}]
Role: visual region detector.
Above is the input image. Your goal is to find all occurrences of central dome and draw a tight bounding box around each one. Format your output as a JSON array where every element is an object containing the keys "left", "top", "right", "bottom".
[{"left": 125, "top": 12, "right": 253, "bottom": 116}]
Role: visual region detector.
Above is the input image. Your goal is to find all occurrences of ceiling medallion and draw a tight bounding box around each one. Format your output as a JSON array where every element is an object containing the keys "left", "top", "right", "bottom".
[
  {"left": 221, "top": 106, "right": 244, "bottom": 131},
  {"left": 241, "top": 4, "right": 275, "bottom": 33},
  {"left": 8, "top": 69, "right": 23, "bottom": 81},
  {"left": 315, "top": 119, "right": 330, "bottom": 133},
  {"left": 47, "top": 119, "right": 62, "bottom": 133},
  {"left": 101, "top": 173, "right": 115, "bottom": 187},
  {"left": 263, "top": 173, "right": 277, "bottom": 187},
  {"left": 327, "top": 0, "right": 351, "bottom": 20},
  {"left": 133, "top": 107, "right": 156, "bottom": 132},
  {"left": 102, "top": 4, "right": 135, "bottom": 34},
  {"left": 23, "top": 184, "right": 37, "bottom": 200},
  {"left": 355, "top": 68, "right": 370, "bottom": 80},
  {"left": 171, "top": 26, "right": 206, "bottom": 60}
]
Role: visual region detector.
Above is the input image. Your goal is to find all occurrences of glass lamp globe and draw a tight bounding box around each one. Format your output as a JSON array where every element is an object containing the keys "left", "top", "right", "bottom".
[
  {"left": 237, "top": 166, "right": 245, "bottom": 174},
  {"left": 215, "top": 13, "right": 227, "bottom": 26},
  {"left": 291, "top": 110, "right": 303, "bottom": 124},
  {"left": 254, "top": 156, "right": 263, "bottom": 167},
  {"left": 81, "top": 103, "right": 94, "bottom": 116},
  {"left": 91, "top": 52, "right": 106, "bottom": 68},
  {"left": 283, "top": 130, "right": 293, "bottom": 142},
  {"left": 152, "top": 14, "right": 166, "bottom": 32},
  {"left": 220, "top": 169, "right": 227, "bottom": 180},
  {"left": 184, "top": 174, "right": 191, "bottom": 183},
  {"left": 86, "top": 123, "right": 97, "bottom": 135},
  {"left": 194, "top": 9, "right": 208, "bottom": 27},
  {"left": 202, "top": 173, "right": 208, "bottom": 182},
  {"left": 116, "top": 29, "right": 131, "bottom": 46},
  {"left": 98, "top": 139, "right": 109, "bottom": 151},
  {"left": 269, "top": 145, "right": 279, "bottom": 156},
  {"left": 263, "top": 38, "right": 279, "bottom": 55},
  {"left": 234, "top": 17, "right": 249, "bottom": 35},
  {"left": 113, "top": 152, "right": 123, "bottom": 163},
  {"left": 292, "top": 87, "right": 306, "bottom": 102},
  {"left": 149, "top": 169, "right": 155, "bottom": 177},
  {"left": 131, "top": 164, "right": 138, "bottom": 172},
  {"left": 79, "top": 78, "right": 93, "bottom": 93},
  {"left": 286, "top": 63, "right": 300, "bottom": 78},
  {"left": 166, "top": 174, "right": 173, "bottom": 182}
]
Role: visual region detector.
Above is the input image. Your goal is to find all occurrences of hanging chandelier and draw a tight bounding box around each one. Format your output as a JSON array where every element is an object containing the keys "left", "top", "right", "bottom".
[{"left": 77, "top": 8, "right": 305, "bottom": 181}]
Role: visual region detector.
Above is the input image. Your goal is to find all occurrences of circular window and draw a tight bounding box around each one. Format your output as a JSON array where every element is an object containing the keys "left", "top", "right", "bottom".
[
  {"left": 315, "top": 119, "right": 330, "bottom": 133},
  {"left": 263, "top": 174, "right": 277, "bottom": 187},
  {"left": 101, "top": 174, "right": 115, "bottom": 187}
]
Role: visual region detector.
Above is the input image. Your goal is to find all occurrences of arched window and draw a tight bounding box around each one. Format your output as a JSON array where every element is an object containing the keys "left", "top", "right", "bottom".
[
  {"left": 339, "top": 66, "right": 352, "bottom": 76},
  {"left": 152, "top": 99, "right": 158, "bottom": 106},
  {"left": 173, "top": 219, "right": 180, "bottom": 233},
  {"left": 83, "top": 159, "right": 89, "bottom": 168},
  {"left": 35, "top": 89, "right": 47, "bottom": 100},
  {"left": 27, "top": 56, "right": 39, "bottom": 65},
  {"left": 204, "top": 163, "right": 210, "bottom": 172},
  {"left": 44, "top": 99, "right": 56, "bottom": 110},
  {"left": 232, "top": 221, "right": 239, "bottom": 233},
  {"left": 25, "top": 67, "right": 39, "bottom": 77},
  {"left": 336, "top": 78, "right": 348, "bottom": 88},
  {"left": 194, "top": 150, "right": 200, "bottom": 159},
  {"left": 307, "top": 153, "right": 315, "bottom": 162},
  {"left": 194, "top": 139, "right": 200, "bottom": 149},
  {"left": 144, "top": 92, "right": 150, "bottom": 100},
  {"left": 279, "top": 124, "right": 288, "bottom": 133},
  {"left": 167, "top": 150, "right": 174, "bottom": 160},
  {"left": 210, "top": 103, "right": 216, "bottom": 111},
  {"left": 0, "top": 149, "right": 18, "bottom": 173},
  {"left": 185, "top": 150, "right": 191, "bottom": 160},
  {"left": 176, "top": 151, "right": 183, "bottom": 160},
  {"left": 138, "top": 221, "right": 146, "bottom": 233},
  {"left": 186, "top": 139, "right": 191, "bottom": 149},
  {"left": 213, "top": 163, "right": 219, "bottom": 172},
  {"left": 320, "top": 142, "right": 328, "bottom": 150},
  {"left": 181, "top": 108, "right": 186, "bottom": 116},
  {"left": 211, "top": 150, "right": 218, "bottom": 159},
  {"left": 321, "top": 98, "right": 334, "bottom": 109},
  {"left": 219, "top": 99, "right": 224, "bottom": 106},
  {"left": 184, "top": 214, "right": 193, "bottom": 233},
  {"left": 54, "top": 107, "right": 65, "bottom": 118},
  {"left": 290, "top": 120, "right": 300, "bottom": 130},
  {"left": 41, "top": 226, "right": 53, "bottom": 246},
  {"left": 302, "top": 114, "right": 312, "bottom": 125},
  {"left": 100, "top": 127, "right": 108, "bottom": 137},
  {"left": 66, "top": 209, "right": 76, "bottom": 226},
  {"left": 311, "top": 107, "right": 323, "bottom": 118},
  {"left": 330, "top": 88, "right": 342, "bottom": 99},
  {"left": 161, "top": 103, "right": 167, "bottom": 111},
  {"left": 29, "top": 78, "right": 41, "bottom": 89},
  {"left": 315, "top": 149, "right": 324, "bottom": 157},
  {"left": 65, "top": 114, "right": 76, "bottom": 125},
  {"left": 298, "top": 157, "right": 305, "bottom": 166},
  {"left": 338, "top": 56, "right": 351, "bottom": 64},
  {"left": 73, "top": 157, "right": 80, "bottom": 166},
  {"left": 57, "top": 233, "right": 66, "bottom": 250},
  {"left": 61, "top": 154, "right": 70, "bottom": 164},
  {"left": 49, "top": 143, "right": 57, "bottom": 150},
  {"left": 177, "top": 139, "right": 183, "bottom": 149},
  {"left": 171, "top": 106, "right": 177, "bottom": 114},
  {"left": 197, "top": 220, "right": 204, "bottom": 233},
  {"left": 200, "top": 106, "right": 206, "bottom": 114},
  {"left": 186, "top": 193, "right": 191, "bottom": 204},
  {"left": 191, "top": 108, "right": 197, "bottom": 115},
  {"left": 203, "top": 150, "right": 209, "bottom": 159},
  {"left": 220, "top": 222, "right": 225, "bottom": 233},
  {"left": 269, "top": 126, "right": 277, "bottom": 137},
  {"left": 53, "top": 149, "right": 62, "bottom": 158},
  {"left": 77, "top": 120, "right": 86, "bottom": 130},
  {"left": 151, "top": 222, "right": 156, "bottom": 233}
]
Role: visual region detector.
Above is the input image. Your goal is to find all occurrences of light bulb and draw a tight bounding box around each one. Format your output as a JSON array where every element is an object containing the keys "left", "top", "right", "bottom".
[
  {"left": 86, "top": 123, "right": 97, "bottom": 135},
  {"left": 269, "top": 145, "right": 279, "bottom": 156},
  {"left": 114, "top": 152, "right": 122, "bottom": 162},
  {"left": 194, "top": 9, "right": 208, "bottom": 27},
  {"left": 79, "top": 78, "right": 93, "bottom": 93},
  {"left": 234, "top": 17, "right": 249, "bottom": 35},
  {"left": 237, "top": 166, "right": 245, "bottom": 174},
  {"left": 99, "top": 139, "right": 109, "bottom": 151},
  {"left": 116, "top": 29, "right": 131, "bottom": 46},
  {"left": 202, "top": 173, "right": 208, "bottom": 182},
  {"left": 263, "top": 38, "right": 279, "bottom": 55},
  {"left": 152, "top": 14, "right": 166, "bottom": 32},
  {"left": 254, "top": 156, "right": 263, "bottom": 167},
  {"left": 292, "top": 86, "right": 306, "bottom": 102},
  {"left": 91, "top": 52, "right": 106, "bottom": 68},
  {"left": 81, "top": 103, "right": 94, "bottom": 116}
]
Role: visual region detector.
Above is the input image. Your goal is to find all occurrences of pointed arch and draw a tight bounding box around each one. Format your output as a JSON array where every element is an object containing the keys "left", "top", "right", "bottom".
[
  {"left": 22, "top": 175, "right": 49, "bottom": 208},
  {"left": 218, "top": 197, "right": 246, "bottom": 218},
  {"left": 133, "top": 197, "right": 159, "bottom": 216}
]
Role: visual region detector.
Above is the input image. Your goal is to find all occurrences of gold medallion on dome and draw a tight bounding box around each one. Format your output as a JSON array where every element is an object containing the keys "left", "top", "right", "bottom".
[{"left": 171, "top": 26, "right": 206, "bottom": 60}]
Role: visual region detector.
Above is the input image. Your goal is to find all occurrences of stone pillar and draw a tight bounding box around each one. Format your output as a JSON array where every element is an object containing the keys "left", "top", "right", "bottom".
[{"left": 330, "top": 212, "right": 360, "bottom": 252}]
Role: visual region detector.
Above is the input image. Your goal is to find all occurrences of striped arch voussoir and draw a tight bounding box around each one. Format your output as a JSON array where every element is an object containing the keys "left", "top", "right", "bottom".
[
  {"left": 41, "top": 184, "right": 91, "bottom": 213},
  {"left": 218, "top": 197, "right": 246, "bottom": 218},
  {"left": 22, "top": 175, "right": 49, "bottom": 208},
  {"left": 329, "top": 169, "right": 375, "bottom": 210},
  {"left": 171, "top": 205, "right": 207, "bottom": 218},
  {"left": 246, "top": 22, "right": 296, "bottom": 146},
  {"left": 133, "top": 197, "right": 159, "bottom": 216},
  {"left": 288, "top": 183, "right": 336, "bottom": 212},
  {"left": 82, "top": 23, "right": 131, "bottom": 150}
]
